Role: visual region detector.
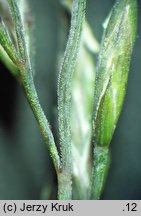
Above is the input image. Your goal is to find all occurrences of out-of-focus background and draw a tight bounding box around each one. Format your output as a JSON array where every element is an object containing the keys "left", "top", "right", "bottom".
[{"left": 0, "top": 0, "right": 141, "bottom": 199}]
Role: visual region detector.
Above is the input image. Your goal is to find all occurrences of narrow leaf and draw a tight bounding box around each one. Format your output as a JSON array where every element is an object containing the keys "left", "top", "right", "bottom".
[{"left": 0, "top": 17, "right": 20, "bottom": 66}]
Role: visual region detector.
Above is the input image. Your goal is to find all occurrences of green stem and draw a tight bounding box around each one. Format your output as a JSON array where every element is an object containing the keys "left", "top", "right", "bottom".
[
  {"left": 58, "top": 0, "right": 86, "bottom": 199},
  {"left": 7, "top": 0, "right": 61, "bottom": 173},
  {"left": 21, "top": 64, "right": 61, "bottom": 173}
]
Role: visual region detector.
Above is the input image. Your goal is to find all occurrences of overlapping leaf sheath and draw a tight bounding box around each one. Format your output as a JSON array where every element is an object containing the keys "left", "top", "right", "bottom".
[{"left": 91, "top": 0, "right": 137, "bottom": 199}]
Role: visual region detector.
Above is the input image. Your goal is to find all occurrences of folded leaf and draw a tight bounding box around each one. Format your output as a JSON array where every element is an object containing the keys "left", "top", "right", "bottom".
[
  {"left": 91, "top": 0, "right": 137, "bottom": 199},
  {"left": 94, "top": 0, "right": 137, "bottom": 148}
]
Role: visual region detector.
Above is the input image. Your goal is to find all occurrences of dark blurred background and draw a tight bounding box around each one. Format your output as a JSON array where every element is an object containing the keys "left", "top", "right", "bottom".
[{"left": 0, "top": 0, "right": 141, "bottom": 199}]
